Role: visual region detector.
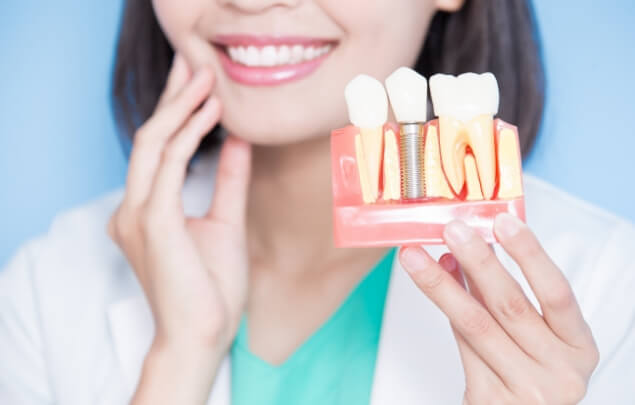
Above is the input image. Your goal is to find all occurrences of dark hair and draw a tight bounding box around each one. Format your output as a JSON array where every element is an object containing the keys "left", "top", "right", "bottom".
[{"left": 113, "top": 0, "right": 544, "bottom": 158}]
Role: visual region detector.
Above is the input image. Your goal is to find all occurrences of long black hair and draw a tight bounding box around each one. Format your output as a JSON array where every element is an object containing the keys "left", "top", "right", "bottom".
[{"left": 113, "top": 0, "right": 545, "bottom": 158}]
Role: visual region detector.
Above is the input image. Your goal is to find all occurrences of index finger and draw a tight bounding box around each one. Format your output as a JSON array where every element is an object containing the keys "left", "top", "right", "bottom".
[{"left": 157, "top": 53, "right": 191, "bottom": 109}]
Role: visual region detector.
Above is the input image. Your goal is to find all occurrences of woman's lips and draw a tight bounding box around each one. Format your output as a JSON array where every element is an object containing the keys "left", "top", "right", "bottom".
[{"left": 213, "top": 35, "right": 337, "bottom": 86}]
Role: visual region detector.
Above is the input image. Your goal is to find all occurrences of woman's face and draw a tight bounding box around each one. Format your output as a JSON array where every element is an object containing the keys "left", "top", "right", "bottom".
[{"left": 152, "top": 0, "right": 457, "bottom": 145}]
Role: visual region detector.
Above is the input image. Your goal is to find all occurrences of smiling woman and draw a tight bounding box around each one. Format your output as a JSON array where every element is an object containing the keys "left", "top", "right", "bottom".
[
  {"left": 114, "top": 0, "right": 543, "bottom": 154},
  {"left": 1, "top": 0, "right": 634, "bottom": 404}
]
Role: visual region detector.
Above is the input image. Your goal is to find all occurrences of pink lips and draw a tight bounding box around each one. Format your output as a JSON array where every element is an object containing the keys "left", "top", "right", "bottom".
[{"left": 213, "top": 35, "right": 336, "bottom": 86}]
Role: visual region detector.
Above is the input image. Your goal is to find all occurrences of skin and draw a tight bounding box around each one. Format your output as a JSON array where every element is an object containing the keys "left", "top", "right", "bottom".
[{"left": 107, "top": 0, "right": 599, "bottom": 403}]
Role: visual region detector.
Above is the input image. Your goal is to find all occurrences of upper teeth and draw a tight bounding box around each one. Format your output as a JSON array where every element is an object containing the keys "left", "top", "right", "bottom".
[
  {"left": 429, "top": 72, "right": 499, "bottom": 123},
  {"left": 227, "top": 44, "right": 332, "bottom": 67}
]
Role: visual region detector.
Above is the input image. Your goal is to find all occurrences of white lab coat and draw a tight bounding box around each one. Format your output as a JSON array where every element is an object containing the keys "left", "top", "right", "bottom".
[{"left": 1, "top": 151, "right": 634, "bottom": 404}]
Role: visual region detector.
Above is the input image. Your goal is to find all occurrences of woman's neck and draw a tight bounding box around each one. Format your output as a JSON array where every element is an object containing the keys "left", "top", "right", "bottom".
[{"left": 246, "top": 135, "right": 388, "bottom": 274}]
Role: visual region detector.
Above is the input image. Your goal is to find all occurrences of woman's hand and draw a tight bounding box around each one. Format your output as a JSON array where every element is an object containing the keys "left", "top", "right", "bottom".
[
  {"left": 107, "top": 55, "right": 251, "bottom": 404},
  {"left": 399, "top": 213, "right": 600, "bottom": 405}
]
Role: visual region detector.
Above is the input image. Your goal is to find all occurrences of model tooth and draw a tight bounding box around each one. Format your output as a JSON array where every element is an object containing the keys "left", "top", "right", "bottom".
[
  {"left": 382, "top": 129, "right": 401, "bottom": 201},
  {"left": 385, "top": 67, "right": 428, "bottom": 123},
  {"left": 345, "top": 75, "right": 388, "bottom": 203},
  {"left": 496, "top": 128, "right": 524, "bottom": 199},
  {"left": 345, "top": 75, "right": 388, "bottom": 128},
  {"left": 464, "top": 154, "right": 484, "bottom": 201},
  {"left": 430, "top": 72, "right": 498, "bottom": 199},
  {"left": 430, "top": 72, "right": 499, "bottom": 123}
]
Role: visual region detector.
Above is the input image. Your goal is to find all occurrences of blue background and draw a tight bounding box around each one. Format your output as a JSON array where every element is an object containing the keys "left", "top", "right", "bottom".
[{"left": 1, "top": 0, "right": 634, "bottom": 266}]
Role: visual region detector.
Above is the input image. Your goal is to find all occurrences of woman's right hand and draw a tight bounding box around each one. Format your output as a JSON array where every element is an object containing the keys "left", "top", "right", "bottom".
[{"left": 107, "top": 54, "right": 252, "bottom": 404}]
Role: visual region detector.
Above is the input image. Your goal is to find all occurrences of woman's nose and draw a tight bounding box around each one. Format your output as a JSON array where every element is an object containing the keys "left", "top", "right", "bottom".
[{"left": 218, "top": 0, "right": 301, "bottom": 14}]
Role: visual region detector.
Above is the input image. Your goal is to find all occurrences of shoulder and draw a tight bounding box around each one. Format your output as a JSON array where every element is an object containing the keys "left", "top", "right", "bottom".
[
  {"left": 0, "top": 189, "right": 134, "bottom": 402},
  {"left": 1, "top": 188, "right": 129, "bottom": 294}
]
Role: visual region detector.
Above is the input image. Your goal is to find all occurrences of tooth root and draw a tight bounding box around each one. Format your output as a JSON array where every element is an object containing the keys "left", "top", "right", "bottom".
[
  {"left": 382, "top": 129, "right": 401, "bottom": 201},
  {"left": 466, "top": 115, "right": 497, "bottom": 200},
  {"left": 359, "top": 127, "right": 383, "bottom": 201},
  {"left": 355, "top": 133, "right": 375, "bottom": 204},
  {"left": 439, "top": 116, "right": 468, "bottom": 195},
  {"left": 497, "top": 128, "right": 524, "bottom": 199},
  {"left": 424, "top": 125, "right": 454, "bottom": 199},
  {"left": 464, "top": 154, "right": 484, "bottom": 201}
]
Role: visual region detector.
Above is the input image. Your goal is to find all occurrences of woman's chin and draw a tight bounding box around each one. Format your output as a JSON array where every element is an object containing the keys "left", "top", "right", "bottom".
[{"left": 219, "top": 119, "right": 334, "bottom": 147}]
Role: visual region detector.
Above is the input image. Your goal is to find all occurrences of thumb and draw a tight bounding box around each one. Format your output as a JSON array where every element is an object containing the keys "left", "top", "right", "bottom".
[{"left": 206, "top": 135, "right": 252, "bottom": 228}]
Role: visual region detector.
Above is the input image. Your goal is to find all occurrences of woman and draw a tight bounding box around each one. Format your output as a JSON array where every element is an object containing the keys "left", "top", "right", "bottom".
[{"left": 1, "top": 0, "right": 633, "bottom": 403}]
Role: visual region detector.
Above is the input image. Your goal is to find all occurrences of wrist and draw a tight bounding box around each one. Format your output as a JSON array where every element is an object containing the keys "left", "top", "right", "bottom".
[{"left": 130, "top": 337, "right": 226, "bottom": 405}]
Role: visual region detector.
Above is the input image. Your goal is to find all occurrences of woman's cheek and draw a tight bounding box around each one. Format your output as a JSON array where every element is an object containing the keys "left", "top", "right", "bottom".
[{"left": 151, "top": 0, "right": 207, "bottom": 56}]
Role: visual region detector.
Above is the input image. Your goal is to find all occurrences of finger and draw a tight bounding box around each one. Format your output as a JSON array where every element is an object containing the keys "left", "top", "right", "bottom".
[
  {"left": 124, "top": 68, "right": 214, "bottom": 209},
  {"left": 147, "top": 97, "right": 221, "bottom": 213},
  {"left": 205, "top": 136, "right": 252, "bottom": 229},
  {"left": 399, "top": 246, "right": 533, "bottom": 382},
  {"left": 157, "top": 53, "right": 192, "bottom": 109},
  {"left": 443, "top": 220, "right": 559, "bottom": 361},
  {"left": 439, "top": 254, "right": 508, "bottom": 386},
  {"left": 493, "top": 213, "right": 593, "bottom": 348}
]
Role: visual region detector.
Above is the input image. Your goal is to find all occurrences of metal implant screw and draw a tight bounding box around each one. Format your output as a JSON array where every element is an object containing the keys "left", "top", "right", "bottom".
[{"left": 399, "top": 123, "right": 426, "bottom": 199}]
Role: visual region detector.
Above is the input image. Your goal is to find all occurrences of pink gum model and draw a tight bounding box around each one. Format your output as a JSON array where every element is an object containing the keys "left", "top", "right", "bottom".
[{"left": 331, "top": 119, "right": 526, "bottom": 247}]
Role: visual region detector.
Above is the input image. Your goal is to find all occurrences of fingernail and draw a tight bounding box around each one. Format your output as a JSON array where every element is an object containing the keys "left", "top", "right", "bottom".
[
  {"left": 494, "top": 213, "right": 523, "bottom": 239},
  {"left": 444, "top": 221, "right": 474, "bottom": 245},
  {"left": 400, "top": 247, "right": 431, "bottom": 273},
  {"left": 439, "top": 253, "right": 458, "bottom": 273}
]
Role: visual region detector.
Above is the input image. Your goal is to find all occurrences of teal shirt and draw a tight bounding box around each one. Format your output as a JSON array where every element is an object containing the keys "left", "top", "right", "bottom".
[{"left": 230, "top": 249, "right": 396, "bottom": 405}]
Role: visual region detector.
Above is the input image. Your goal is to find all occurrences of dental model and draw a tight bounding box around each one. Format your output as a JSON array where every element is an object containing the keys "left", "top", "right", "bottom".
[
  {"left": 344, "top": 75, "right": 389, "bottom": 203},
  {"left": 331, "top": 68, "right": 525, "bottom": 247}
]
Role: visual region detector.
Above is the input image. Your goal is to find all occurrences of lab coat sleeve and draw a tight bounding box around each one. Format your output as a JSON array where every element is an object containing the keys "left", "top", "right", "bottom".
[
  {"left": 0, "top": 238, "right": 54, "bottom": 404},
  {"left": 582, "top": 221, "right": 635, "bottom": 404}
]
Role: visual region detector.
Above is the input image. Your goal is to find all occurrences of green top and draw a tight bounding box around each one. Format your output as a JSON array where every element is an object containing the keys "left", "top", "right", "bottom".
[{"left": 230, "top": 249, "right": 396, "bottom": 405}]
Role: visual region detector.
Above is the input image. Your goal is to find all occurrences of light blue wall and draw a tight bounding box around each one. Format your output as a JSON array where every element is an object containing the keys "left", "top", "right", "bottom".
[{"left": 1, "top": 1, "right": 634, "bottom": 266}]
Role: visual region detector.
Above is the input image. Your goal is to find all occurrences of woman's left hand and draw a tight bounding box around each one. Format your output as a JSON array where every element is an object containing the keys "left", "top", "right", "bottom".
[{"left": 399, "top": 213, "right": 600, "bottom": 405}]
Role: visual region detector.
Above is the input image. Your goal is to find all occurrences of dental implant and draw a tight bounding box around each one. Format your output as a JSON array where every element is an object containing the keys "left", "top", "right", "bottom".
[
  {"left": 385, "top": 67, "right": 429, "bottom": 199},
  {"left": 398, "top": 123, "right": 426, "bottom": 199}
]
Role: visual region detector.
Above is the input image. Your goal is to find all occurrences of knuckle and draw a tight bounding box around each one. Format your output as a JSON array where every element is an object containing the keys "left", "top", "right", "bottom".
[
  {"left": 543, "top": 281, "right": 575, "bottom": 312},
  {"left": 588, "top": 343, "right": 600, "bottom": 369},
  {"left": 555, "top": 371, "right": 587, "bottom": 404},
  {"left": 464, "top": 386, "right": 510, "bottom": 405},
  {"left": 133, "top": 125, "right": 152, "bottom": 147},
  {"left": 514, "top": 232, "right": 543, "bottom": 259},
  {"left": 459, "top": 306, "right": 492, "bottom": 337},
  {"left": 473, "top": 247, "right": 499, "bottom": 270},
  {"left": 163, "top": 142, "right": 189, "bottom": 166},
  {"left": 413, "top": 268, "right": 445, "bottom": 292},
  {"left": 498, "top": 293, "right": 532, "bottom": 321},
  {"left": 112, "top": 209, "right": 136, "bottom": 243}
]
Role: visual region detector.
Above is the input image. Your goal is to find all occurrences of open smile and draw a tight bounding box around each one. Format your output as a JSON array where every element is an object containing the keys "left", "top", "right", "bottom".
[{"left": 212, "top": 35, "right": 338, "bottom": 86}]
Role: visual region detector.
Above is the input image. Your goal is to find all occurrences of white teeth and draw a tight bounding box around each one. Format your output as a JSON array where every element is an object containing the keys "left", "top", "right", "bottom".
[
  {"left": 385, "top": 67, "right": 428, "bottom": 123},
  {"left": 303, "top": 47, "right": 316, "bottom": 61},
  {"left": 429, "top": 72, "right": 499, "bottom": 122},
  {"left": 344, "top": 74, "right": 388, "bottom": 128},
  {"left": 277, "top": 45, "right": 290, "bottom": 65},
  {"left": 226, "top": 44, "right": 332, "bottom": 67},
  {"left": 245, "top": 46, "right": 260, "bottom": 67}
]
